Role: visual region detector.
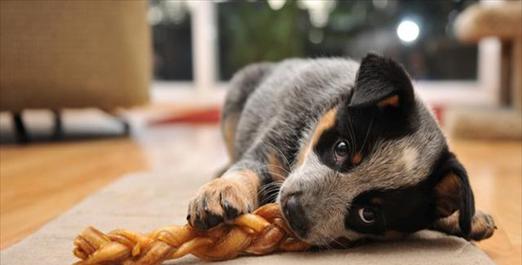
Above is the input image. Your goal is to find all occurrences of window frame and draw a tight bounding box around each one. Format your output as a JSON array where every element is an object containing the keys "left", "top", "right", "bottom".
[{"left": 152, "top": 1, "right": 501, "bottom": 107}]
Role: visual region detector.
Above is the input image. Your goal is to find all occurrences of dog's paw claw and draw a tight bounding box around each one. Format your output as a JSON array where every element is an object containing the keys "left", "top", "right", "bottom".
[
  {"left": 187, "top": 178, "right": 254, "bottom": 230},
  {"left": 223, "top": 200, "right": 240, "bottom": 220}
]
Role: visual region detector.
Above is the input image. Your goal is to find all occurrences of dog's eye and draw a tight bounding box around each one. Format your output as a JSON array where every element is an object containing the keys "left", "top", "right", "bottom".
[
  {"left": 334, "top": 140, "right": 349, "bottom": 160},
  {"left": 358, "top": 207, "right": 376, "bottom": 224}
]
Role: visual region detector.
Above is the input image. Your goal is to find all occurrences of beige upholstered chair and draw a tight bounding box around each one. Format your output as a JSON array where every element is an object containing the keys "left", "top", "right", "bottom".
[{"left": 0, "top": 1, "right": 151, "bottom": 142}]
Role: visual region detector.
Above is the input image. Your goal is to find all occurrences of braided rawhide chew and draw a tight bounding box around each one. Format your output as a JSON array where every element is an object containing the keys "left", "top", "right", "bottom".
[{"left": 72, "top": 203, "right": 310, "bottom": 265}]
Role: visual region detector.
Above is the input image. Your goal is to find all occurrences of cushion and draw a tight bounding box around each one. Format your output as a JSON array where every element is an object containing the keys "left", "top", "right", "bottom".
[{"left": 0, "top": 1, "right": 150, "bottom": 111}]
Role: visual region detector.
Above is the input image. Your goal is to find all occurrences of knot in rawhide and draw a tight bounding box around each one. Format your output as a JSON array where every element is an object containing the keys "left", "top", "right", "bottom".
[{"left": 72, "top": 203, "right": 310, "bottom": 265}]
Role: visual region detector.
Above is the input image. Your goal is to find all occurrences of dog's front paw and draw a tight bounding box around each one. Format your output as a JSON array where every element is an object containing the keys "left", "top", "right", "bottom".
[
  {"left": 469, "top": 211, "right": 496, "bottom": 241},
  {"left": 187, "top": 178, "right": 256, "bottom": 230}
]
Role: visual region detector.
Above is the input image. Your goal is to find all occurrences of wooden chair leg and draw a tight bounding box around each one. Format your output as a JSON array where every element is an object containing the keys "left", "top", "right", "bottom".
[
  {"left": 52, "top": 110, "right": 64, "bottom": 140},
  {"left": 103, "top": 109, "right": 131, "bottom": 136},
  {"left": 121, "top": 119, "right": 131, "bottom": 136},
  {"left": 12, "top": 112, "right": 29, "bottom": 143}
]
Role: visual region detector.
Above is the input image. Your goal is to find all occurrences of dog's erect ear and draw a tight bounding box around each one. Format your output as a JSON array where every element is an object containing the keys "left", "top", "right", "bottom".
[
  {"left": 350, "top": 53, "right": 414, "bottom": 109},
  {"left": 433, "top": 152, "right": 476, "bottom": 237}
]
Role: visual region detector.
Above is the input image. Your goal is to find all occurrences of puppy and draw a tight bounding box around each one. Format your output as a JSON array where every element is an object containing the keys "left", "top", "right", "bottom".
[{"left": 187, "top": 54, "right": 496, "bottom": 245}]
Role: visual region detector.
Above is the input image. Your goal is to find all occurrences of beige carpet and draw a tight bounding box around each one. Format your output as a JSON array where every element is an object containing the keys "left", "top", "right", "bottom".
[{"left": 0, "top": 169, "right": 494, "bottom": 265}]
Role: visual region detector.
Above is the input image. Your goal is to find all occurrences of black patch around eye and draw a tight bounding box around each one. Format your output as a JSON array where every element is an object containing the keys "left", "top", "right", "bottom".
[
  {"left": 314, "top": 98, "right": 420, "bottom": 173},
  {"left": 314, "top": 129, "right": 356, "bottom": 172},
  {"left": 345, "top": 178, "right": 438, "bottom": 235},
  {"left": 345, "top": 204, "right": 386, "bottom": 235},
  {"left": 339, "top": 103, "right": 418, "bottom": 143}
]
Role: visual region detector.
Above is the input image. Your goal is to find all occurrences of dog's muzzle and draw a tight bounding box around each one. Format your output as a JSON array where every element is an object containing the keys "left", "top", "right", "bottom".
[{"left": 281, "top": 193, "right": 310, "bottom": 238}]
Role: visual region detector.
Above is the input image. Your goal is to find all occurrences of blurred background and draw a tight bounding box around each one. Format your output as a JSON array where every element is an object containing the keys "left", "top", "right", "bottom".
[
  {"left": 154, "top": 0, "right": 479, "bottom": 81},
  {"left": 1, "top": 0, "right": 520, "bottom": 141},
  {"left": 0, "top": 1, "right": 520, "bottom": 264}
]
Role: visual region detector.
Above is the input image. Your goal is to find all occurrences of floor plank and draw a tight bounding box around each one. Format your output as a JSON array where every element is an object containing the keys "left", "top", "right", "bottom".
[
  {"left": 451, "top": 139, "right": 522, "bottom": 265},
  {"left": 0, "top": 138, "right": 148, "bottom": 248}
]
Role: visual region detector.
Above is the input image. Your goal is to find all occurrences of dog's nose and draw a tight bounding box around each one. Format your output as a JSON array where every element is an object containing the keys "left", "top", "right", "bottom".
[{"left": 282, "top": 194, "right": 309, "bottom": 238}]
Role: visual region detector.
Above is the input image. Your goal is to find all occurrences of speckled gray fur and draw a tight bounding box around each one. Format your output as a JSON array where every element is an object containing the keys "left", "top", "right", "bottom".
[
  {"left": 219, "top": 57, "right": 459, "bottom": 244},
  {"left": 224, "top": 58, "right": 359, "bottom": 167}
]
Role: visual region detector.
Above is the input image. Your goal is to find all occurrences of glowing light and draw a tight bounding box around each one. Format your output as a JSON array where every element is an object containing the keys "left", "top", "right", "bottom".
[
  {"left": 298, "top": 0, "right": 336, "bottom": 28},
  {"left": 396, "top": 20, "right": 420, "bottom": 43},
  {"left": 268, "top": 0, "right": 286, "bottom": 10}
]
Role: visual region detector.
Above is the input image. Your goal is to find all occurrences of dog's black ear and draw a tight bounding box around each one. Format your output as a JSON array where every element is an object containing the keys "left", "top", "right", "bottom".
[
  {"left": 350, "top": 53, "right": 414, "bottom": 109},
  {"left": 433, "top": 152, "right": 476, "bottom": 237}
]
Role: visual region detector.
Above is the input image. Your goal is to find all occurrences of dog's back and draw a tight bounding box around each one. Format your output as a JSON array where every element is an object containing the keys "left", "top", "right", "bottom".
[{"left": 222, "top": 58, "right": 359, "bottom": 167}]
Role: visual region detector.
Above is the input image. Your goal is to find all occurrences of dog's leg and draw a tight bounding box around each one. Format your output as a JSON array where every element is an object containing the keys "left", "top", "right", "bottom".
[
  {"left": 431, "top": 210, "right": 497, "bottom": 241},
  {"left": 187, "top": 161, "right": 266, "bottom": 230},
  {"left": 221, "top": 63, "right": 274, "bottom": 161}
]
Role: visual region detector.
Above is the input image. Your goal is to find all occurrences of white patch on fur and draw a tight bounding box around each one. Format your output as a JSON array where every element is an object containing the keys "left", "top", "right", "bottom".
[{"left": 401, "top": 147, "right": 418, "bottom": 173}]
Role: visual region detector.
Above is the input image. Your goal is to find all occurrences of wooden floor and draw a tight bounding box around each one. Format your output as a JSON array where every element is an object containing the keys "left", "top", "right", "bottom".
[
  {"left": 0, "top": 138, "right": 148, "bottom": 248},
  {"left": 0, "top": 123, "right": 520, "bottom": 264}
]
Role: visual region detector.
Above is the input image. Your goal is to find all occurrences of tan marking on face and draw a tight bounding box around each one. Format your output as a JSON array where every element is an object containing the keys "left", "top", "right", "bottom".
[
  {"left": 267, "top": 152, "right": 287, "bottom": 182},
  {"left": 384, "top": 230, "right": 405, "bottom": 239},
  {"left": 296, "top": 108, "right": 338, "bottom": 166},
  {"left": 370, "top": 197, "right": 383, "bottom": 205},
  {"left": 223, "top": 114, "right": 238, "bottom": 161},
  {"left": 352, "top": 152, "right": 362, "bottom": 165},
  {"left": 436, "top": 211, "right": 459, "bottom": 231},
  {"left": 377, "top": 95, "right": 399, "bottom": 108},
  {"left": 434, "top": 173, "right": 461, "bottom": 217}
]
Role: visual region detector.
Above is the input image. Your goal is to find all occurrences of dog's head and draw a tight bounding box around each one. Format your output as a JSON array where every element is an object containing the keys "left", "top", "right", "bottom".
[{"left": 278, "top": 54, "right": 475, "bottom": 245}]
